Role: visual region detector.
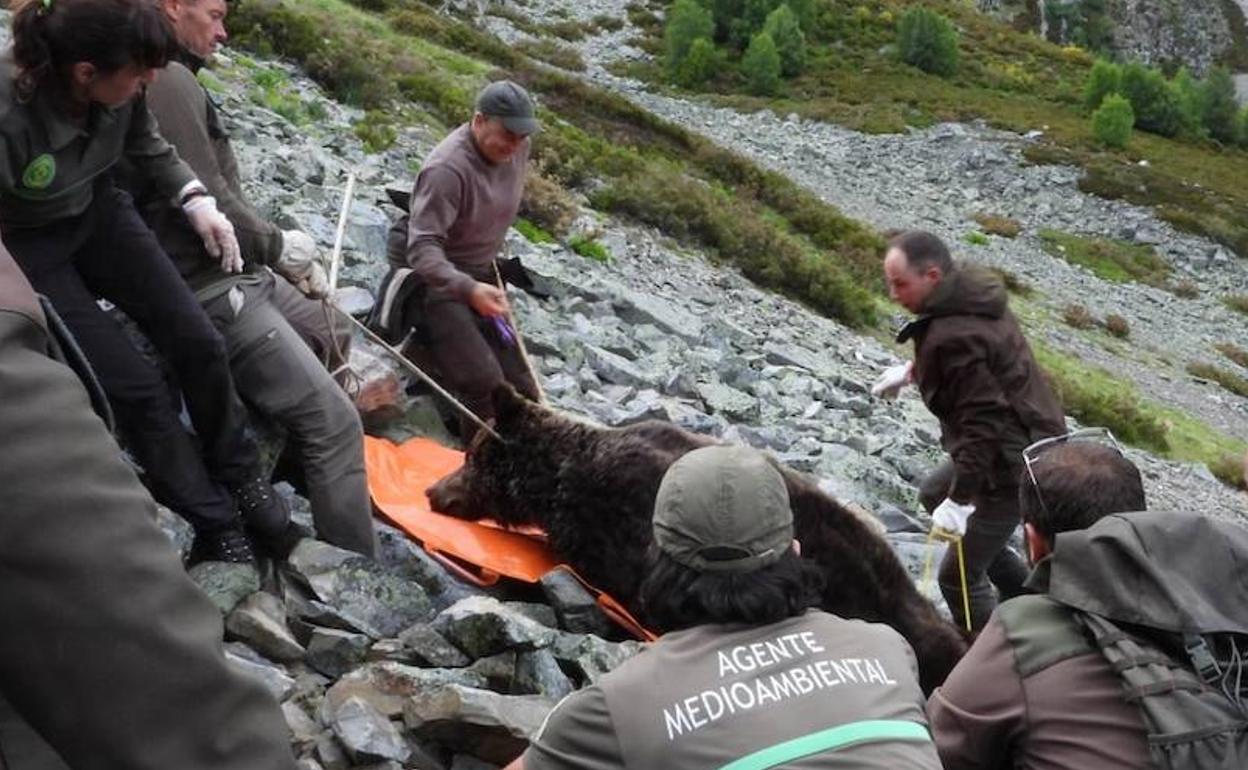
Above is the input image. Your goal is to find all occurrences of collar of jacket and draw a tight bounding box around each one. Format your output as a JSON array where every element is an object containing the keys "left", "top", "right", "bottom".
[
  {"left": 174, "top": 47, "right": 208, "bottom": 75},
  {"left": 32, "top": 88, "right": 119, "bottom": 151}
]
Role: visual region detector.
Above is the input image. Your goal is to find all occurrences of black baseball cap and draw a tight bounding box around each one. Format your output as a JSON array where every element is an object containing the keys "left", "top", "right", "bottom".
[{"left": 475, "top": 80, "right": 540, "bottom": 136}]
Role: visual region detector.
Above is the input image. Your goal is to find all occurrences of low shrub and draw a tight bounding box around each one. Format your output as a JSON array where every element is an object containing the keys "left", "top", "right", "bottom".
[
  {"left": 1187, "top": 361, "right": 1248, "bottom": 399},
  {"left": 1062, "top": 303, "right": 1097, "bottom": 329},
  {"left": 517, "top": 39, "right": 587, "bottom": 72},
  {"left": 897, "top": 7, "right": 959, "bottom": 77},
  {"left": 1103, "top": 313, "right": 1130, "bottom": 338},
  {"left": 592, "top": 14, "right": 625, "bottom": 33},
  {"left": 519, "top": 169, "right": 578, "bottom": 236},
  {"left": 973, "top": 213, "right": 1021, "bottom": 238},
  {"left": 1171, "top": 279, "right": 1199, "bottom": 298},
  {"left": 514, "top": 217, "right": 556, "bottom": 244},
  {"left": 1038, "top": 229, "right": 1170, "bottom": 286},
  {"left": 1216, "top": 342, "right": 1248, "bottom": 368},
  {"left": 568, "top": 234, "right": 611, "bottom": 263},
  {"left": 352, "top": 110, "right": 398, "bottom": 152},
  {"left": 1091, "top": 93, "right": 1133, "bottom": 149},
  {"left": 1224, "top": 294, "right": 1248, "bottom": 316},
  {"left": 963, "top": 231, "right": 990, "bottom": 246},
  {"left": 987, "top": 266, "right": 1034, "bottom": 297}
]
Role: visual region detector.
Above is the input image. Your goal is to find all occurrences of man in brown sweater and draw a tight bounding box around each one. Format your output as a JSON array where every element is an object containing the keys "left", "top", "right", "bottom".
[
  {"left": 115, "top": 0, "right": 376, "bottom": 556},
  {"left": 873, "top": 231, "right": 1065, "bottom": 630},
  {"left": 377, "top": 80, "right": 540, "bottom": 437}
]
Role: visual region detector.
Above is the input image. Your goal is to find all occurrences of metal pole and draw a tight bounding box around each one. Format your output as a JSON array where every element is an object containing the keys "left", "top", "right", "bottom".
[{"left": 328, "top": 172, "right": 356, "bottom": 295}]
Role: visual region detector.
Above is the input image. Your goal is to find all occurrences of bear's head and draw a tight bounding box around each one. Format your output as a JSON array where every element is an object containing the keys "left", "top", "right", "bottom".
[{"left": 426, "top": 385, "right": 587, "bottom": 529}]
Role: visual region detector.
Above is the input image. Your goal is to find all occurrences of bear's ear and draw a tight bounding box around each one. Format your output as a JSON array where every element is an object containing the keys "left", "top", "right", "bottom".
[{"left": 491, "top": 383, "right": 527, "bottom": 427}]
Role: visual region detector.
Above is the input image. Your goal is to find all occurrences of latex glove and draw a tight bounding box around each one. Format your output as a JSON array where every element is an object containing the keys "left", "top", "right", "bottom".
[
  {"left": 277, "top": 230, "right": 330, "bottom": 299},
  {"left": 932, "top": 498, "right": 976, "bottom": 537},
  {"left": 184, "top": 195, "right": 242, "bottom": 273},
  {"left": 871, "top": 361, "right": 914, "bottom": 399},
  {"left": 468, "top": 282, "right": 509, "bottom": 318}
]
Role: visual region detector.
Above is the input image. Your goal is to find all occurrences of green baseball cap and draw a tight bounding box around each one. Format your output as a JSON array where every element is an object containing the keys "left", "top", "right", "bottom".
[
  {"left": 653, "top": 445, "right": 794, "bottom": 573},
  {"left": 475, "top": 80, "right": 540, "bottom": 136}
]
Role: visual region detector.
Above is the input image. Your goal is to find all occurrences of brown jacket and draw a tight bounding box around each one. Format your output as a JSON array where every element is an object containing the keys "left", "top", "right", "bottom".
[
  {"left": 897, "top": 265, "right": 1064, "bottom": 502},
  {"left": 927, "top": 602, "right": 1151, "bottom": 770}
]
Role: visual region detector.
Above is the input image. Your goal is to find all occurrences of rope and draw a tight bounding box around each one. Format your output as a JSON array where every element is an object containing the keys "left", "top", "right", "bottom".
[
  {"left": 922, "top": 528, "right": 973, "bottom": 633},
  {"left": 492, "top": 261, "right": 546, "bottom": 404}
]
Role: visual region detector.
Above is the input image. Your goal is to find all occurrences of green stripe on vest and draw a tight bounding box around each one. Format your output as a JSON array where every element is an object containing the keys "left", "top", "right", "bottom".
[
  {"left": 718, "top": 720, "right": 931, "bottom": 770},
  {"left": 996, "top": 594, "right": 1094, "bottom": 677}
]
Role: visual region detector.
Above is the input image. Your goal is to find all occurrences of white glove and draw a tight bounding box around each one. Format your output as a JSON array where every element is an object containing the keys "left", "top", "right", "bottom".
[
  {"left": 277, "top": 230, "right": 330, "bottom": 299},
  {"left": 932, "top": 498, "right": 976, "bottom": 537},
  {"left": 184, "top": 195, "right": 242, "bottom": 273},
  {"left": 871, "top": 361, "right": 914, "bottom": 399}
]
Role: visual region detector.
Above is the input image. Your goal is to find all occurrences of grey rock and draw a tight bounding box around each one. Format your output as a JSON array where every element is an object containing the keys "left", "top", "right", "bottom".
[
  {"left": 156, "top": 505, "right": 194, "bottom": 560},
  {"left": 402, "top": 684, "right": 553, "bottom": 765},
  {"left": 226, "top": 642, "right": 297, "bottom": 701},
  {"left": 451, "top": 757, "right": 499, "bottom": 770},
  {"left": 434, "top": 596, "right": 559, "bottom": 659},
  {"left": 226, "top": 591, "right": 306, "bottom": 663},
  {"left": 288, "top": 539, "right": 435, "bottom": 638},
  {"left": 366, "top": 638, "right": 411, "bottom": 664},
  {"left": 516, "top": 649, "right": 575, "bottom": 700},
  {"left": 583, "top": 344, "right": 660, "bottom": 388},
  {"left": 314, "top": 732, "right": 350, "bottom": 770},
  {"left": 281, "top": 701, "right": 322, "bottom": 755},
  {"left": 539, "top": 569, "right": 615, "bottom": 636},
  {"left": 306, "top": 628, "right": 372, "bottom": 678},
  {"left": 504, "top": 601, "right": 559, "bottom": 628},
  {"left": 329, "top": 696, "right": 410, "bottom": 764},
  {"left": 398, "top": 624, "right": 473, "bottom": 667},
  {"left": 613, "top": 290, "right": 703, "bottom": 342},
  {"left": 373, "top": 523, "right": 483, "bottom": 609},
  {"left": 332, "top": 285, "right": 374, "bottom": 318},
  {"left": 296, "top": 758, "right": 325, "bottom": 770},
  {"left": 762, "top": 343, "right": 831, "bottom": 376},
  {"left": 324, "top": 661, "right": 487, "bottom": 718},
  {"left": 549, "top": 633, "right": 642, "bottom": 685},
  {"left": 189, "top": 562, "right": 262, "bottom": 614},
  {"left": 696, "top": 382, "right": 760, "bottom": 422}
]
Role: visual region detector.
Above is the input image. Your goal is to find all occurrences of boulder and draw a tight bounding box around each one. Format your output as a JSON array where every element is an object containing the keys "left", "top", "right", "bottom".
[
  {"left": 402, "top": 685, "right": 553, "bottom": 765},
  {"left": 189, "top": 562, "right": 261, "bottom": 614},
  {"left": 226, "top": 591, "right": 306, "bottom": 663},
  {"left": 306, "top": 627, "right": 372, "bottom": 678},
  {"left": 433, "top": 596, "right": 558, "bottom": 659},
  {"left": 329, "top": 696, "right": 410, "bottom": 764}
]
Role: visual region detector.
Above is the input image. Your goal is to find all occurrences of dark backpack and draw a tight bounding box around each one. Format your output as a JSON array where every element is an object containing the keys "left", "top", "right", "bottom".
[{"left": 998, "top": 595, "right": 1248, "bottom": 769}]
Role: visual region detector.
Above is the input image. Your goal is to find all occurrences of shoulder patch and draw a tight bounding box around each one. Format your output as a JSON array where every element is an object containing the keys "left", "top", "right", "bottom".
[{"left": 22, "top": 154, "right": 55, "bottom": 190}]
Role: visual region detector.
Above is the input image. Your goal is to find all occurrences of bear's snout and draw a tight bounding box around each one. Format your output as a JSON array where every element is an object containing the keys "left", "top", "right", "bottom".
[{"left": 427, "top": 472, "right": 469, "bottom": 518}]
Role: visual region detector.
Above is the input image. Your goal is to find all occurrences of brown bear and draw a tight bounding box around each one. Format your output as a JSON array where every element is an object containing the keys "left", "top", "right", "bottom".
[{"left": 428, "top": 387, "right": 969, "bottom": 693}]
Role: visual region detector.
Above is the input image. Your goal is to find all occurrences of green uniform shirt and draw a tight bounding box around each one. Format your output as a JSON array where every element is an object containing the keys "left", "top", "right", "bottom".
[
  {"left": 0, "top": 50, "right": 195, "bottom": 229},
  {"left": 524, "top": 611, "right": 941, "bottom": 770}
]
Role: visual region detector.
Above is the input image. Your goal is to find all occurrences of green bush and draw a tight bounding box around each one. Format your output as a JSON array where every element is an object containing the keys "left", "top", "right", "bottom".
[
  {"left": 673, "top": 37, "right": 722, "bottom": 88},
  {"left": 352, "top": 110, "right": 398, "bottom": 152},
  {"left": 1091, "top": 93, "right": 1134, "bottom": 148},
  {"left": 897, "top": 7, "right": 959, "bottom": 77},
  {"left": 963, "top": 231, "right": 989, "bottom": 246},
  {"left": 1200, "top": 67, "right": 1240, "bottom": 145},
  {"left": 514, "top": 217, "right": 556, "bottom": 244},
  {"left": 763, "top": 4, "right": 806, "bottom": 77},
  {"left": 1239, "top": 106, "right": 1248, "bottom": 148},
  {"left": 1119, "top": 62, "right": 1182, "bottom": 137},
  {"left": 1083, "top": 59, "right": 1121, "bottom": 111},
  {"left": 664, "top": 0, "right": 715, "bottom": 77},
  {"left": 1170, "top": 67, "right": 1207, "bottom": 138},
  {"left": 741, "top": 32, "right": 782, "bottom": 96}
]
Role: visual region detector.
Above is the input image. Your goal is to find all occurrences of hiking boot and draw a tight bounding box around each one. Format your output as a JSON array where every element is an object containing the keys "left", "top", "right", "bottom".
[
  {"left": 188, "top": 524, "right": 255, "bottom": 565},
  {"left": 229, "top": 476, "right": 290, "bottom": 538}
]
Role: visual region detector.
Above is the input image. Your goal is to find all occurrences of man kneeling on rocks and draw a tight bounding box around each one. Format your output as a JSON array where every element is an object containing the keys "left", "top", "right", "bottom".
[
  {"left": 373, "top": 80, "right": 541, "bottom": 439},
  {"left": 116, "top": 0, "right": 375, "bottom": 555},
  {"left": 929, "top": 432, "right": 1248, "bottom": 769},
  {"left": 505, "top": 445, "right": 942, "bottom": 770}
]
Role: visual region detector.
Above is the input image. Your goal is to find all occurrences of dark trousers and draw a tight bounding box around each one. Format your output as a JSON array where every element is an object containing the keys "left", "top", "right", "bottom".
[
  {"left": 919, "top": 459, "right": 1030, "bottom": 631},
  {"left": 203, "top": 273, "right": 376, "bottom": 556},
  {"left": 418, "top": 290, "right": 539, "bottom": 437},
  {"left": 4, "top": 185, "right": 259, "bottom": 532}
]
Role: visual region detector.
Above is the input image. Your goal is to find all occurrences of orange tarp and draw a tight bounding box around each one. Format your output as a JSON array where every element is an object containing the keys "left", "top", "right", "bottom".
[{"left": 363, "top": 435, "right": 655, "bottom": 641}]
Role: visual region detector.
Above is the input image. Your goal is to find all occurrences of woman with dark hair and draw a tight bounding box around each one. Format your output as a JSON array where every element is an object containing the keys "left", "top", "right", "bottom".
[
  {"left": 509, "top": 446, "right": 942, "bottom": 770},
  {"left": 0, "top": 0, "right": 290, "bottom": 562}
]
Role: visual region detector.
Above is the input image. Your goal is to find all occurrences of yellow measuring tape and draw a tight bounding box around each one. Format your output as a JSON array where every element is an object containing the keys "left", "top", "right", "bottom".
[{"left": 921, "top": 529, "right": 973, "bottom": 633}]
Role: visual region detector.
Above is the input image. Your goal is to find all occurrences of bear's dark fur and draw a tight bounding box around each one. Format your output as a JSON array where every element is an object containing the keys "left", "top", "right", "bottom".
[{"left": 428, "top": 387, "right": 968, "bottom": 693}]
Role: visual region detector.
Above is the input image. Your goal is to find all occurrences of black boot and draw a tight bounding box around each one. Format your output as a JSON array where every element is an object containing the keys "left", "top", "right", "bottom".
[
  {"left": 229, "top": 475, "right": 290, "bottom": 539},
  {"left": 188, "top": 523, "right": 255, "bottom": 565}
]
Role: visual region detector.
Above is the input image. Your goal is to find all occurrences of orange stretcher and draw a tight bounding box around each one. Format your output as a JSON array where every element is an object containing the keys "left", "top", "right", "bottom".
[{"left": 364, "top": 435, "right": 656, "bottom": 641}]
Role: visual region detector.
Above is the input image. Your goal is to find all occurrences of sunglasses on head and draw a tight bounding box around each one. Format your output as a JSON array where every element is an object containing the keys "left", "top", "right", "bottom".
[{"left": 1023, "top": 427, "right": 1125, "bottom": 517}]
